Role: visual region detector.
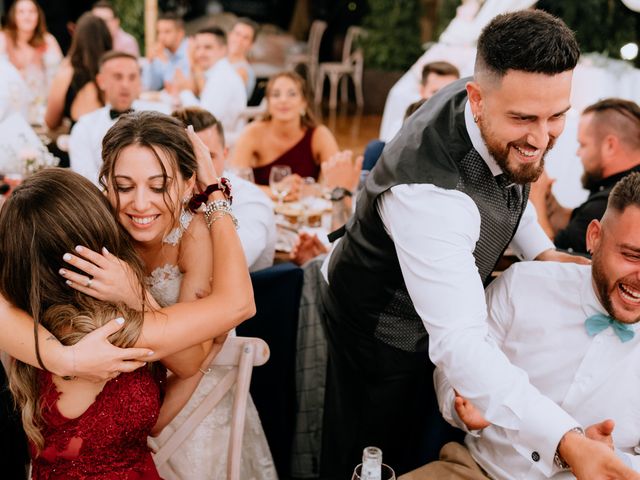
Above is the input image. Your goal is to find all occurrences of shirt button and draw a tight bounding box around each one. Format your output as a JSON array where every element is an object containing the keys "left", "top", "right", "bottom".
[{"left": 532, "top": 451, "right": 540, "bottom": 462}]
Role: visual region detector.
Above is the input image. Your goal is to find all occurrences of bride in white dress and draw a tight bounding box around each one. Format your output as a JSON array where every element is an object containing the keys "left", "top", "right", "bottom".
[{"left": 65, "top": 112, "right": 277, "bottom": 480}]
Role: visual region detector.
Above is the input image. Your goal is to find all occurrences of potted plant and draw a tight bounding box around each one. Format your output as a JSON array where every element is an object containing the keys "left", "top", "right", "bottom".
[{"left": 361, "top": 0, "right": 423, "bottom": 114}]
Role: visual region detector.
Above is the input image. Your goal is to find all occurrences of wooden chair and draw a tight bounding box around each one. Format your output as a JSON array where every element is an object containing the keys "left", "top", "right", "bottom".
[
  {"left": 149, "top": 336, "right": 270, "bottom": 480},
  {"left": 314, "top": 26, "right": 365, "bottom": 110},
  {"left": 285, "top": 20, "right": 328, "bottom": 91}
]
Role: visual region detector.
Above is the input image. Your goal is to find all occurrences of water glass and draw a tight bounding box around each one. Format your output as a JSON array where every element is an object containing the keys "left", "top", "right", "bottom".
[{"left": 269, "top": 165, "right": 292, "bottom": 204}]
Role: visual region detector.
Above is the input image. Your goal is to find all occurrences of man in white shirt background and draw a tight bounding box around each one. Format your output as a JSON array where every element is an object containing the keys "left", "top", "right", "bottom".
[
  {"left": 399, "top": 172, "right": 640, "bottom": 479},
  {"left": 172, "top": 106, "right": 275, "bottom": 272},
  {"left": 142, "top": 12, "right": 190, "bottom": 91},
  {"left": 173, "top": 27, "right": 247, "bottom": 147},
  {"left": 69, "top": 51, "right": 169, "bottom": 185}
]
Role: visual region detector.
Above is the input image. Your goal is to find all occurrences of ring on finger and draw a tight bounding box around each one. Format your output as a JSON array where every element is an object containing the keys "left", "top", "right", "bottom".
[{"left": 86, "top": 278, "right": 93, "bottom": 288}]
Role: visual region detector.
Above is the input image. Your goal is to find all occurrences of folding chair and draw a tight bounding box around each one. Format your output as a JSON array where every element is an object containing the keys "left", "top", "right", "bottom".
[{"left": 150, "top": 336, "right": 270, "bottom": 480}]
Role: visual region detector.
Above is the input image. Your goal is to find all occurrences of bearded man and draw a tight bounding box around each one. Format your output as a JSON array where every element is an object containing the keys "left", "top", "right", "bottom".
[{"left": 318, "top": 9, "right": 631, "bottom": 480}]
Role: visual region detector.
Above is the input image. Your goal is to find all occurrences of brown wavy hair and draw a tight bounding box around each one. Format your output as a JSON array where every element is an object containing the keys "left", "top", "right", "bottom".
[
  {"left": 0, "top": 168, "right": 147, "bottom": 450},
  {"left": 263, "top": 71, "right": 317, "bottom": 129},
  {"left": 3, "top": 0, "right": 48, "bottom": 48}
]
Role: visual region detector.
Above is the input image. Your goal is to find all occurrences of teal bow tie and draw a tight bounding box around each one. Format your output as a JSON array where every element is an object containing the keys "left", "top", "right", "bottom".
[{"left": 585, "top": 313, "right": 635, "bottom": 343}]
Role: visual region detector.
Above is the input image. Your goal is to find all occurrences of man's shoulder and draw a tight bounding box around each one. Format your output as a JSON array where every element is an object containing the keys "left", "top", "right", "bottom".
[
  {"left": 229, "top": 174, "right": 271, "bottom": 207},
  {"left": 502, "top": 260, "right": 590, "bottom": 286},
  {"left": 70, "top": 107, "right": 108, "bottom": 134}
]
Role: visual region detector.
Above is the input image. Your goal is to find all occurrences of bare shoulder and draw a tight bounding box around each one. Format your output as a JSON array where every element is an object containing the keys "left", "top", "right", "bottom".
[{"left": 312, "top": 124, "right": 337, "bottom": 145}]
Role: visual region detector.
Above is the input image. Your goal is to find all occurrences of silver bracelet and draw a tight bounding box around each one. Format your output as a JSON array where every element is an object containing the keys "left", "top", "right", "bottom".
[
  {"left": 203, "top": 200, "right": 237, "bottom": 229},
  {"left": 554, "top": 427, "right": 584, "bottom": 470}
]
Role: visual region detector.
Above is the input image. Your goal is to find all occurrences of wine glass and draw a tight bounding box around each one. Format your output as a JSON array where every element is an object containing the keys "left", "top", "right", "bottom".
[
  {"left": 351, "top": 463, "right": 396, "bottom": 480},
  {"left": 269, "top": 165, "right": 292, "bottom": 205}
]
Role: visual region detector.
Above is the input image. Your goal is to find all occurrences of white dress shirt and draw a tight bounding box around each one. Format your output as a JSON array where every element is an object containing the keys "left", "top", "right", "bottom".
[
  {"left": 69, "top": 101, "right": 170, "bottom": 186},
  {"left": 226, "top": 171, "right": 276, "bottom": 271},
  {"left": 179, "top": 59, "right": 247, "bottom": 147},
  {"left": 323, "top": 98, "right": 574, "bottom": 475},
  {"left": 436, "top": 261, "right": 640, "bottom": 479}
]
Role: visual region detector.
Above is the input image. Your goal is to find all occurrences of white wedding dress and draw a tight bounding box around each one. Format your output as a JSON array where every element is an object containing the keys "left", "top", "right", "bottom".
[{"left": 148, "top": 219, "right": 277, "bottom": 480}]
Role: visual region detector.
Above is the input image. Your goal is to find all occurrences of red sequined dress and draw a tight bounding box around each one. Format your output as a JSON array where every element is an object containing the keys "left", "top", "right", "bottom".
[{"left": 31, "top": 367, "right": 165, "bottom": 480}]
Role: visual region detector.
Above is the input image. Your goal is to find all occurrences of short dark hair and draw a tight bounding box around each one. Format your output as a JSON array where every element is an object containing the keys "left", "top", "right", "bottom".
[
  {"left": 196, "top": 26, "right": 227, "bottom": 46},
  {"left": 583, "top": 98, "right": 640, "bottom": 151},
  {"left": 404, "top": 99, "right": 427, "bottom": 120},
  {"left": 171, "top": 107, "right": 226, "bottom": 147},
  {"left": 99, "top": 50, "right": 138, "bottom": 69},
  {"left": 421, "top": 61, "right": 460, "bottom": 86},
  {"left": 475, "top": 10, "right": 580, "bottom": 80},
  {"left": 608, "top": 172, "right": 640, "bottom": 212},
  {"left": 157, "top": 11, "right": 184, "bottom": 29},
  {"left": 92, "top": 0, "right": 116, "bottom": 16},
  {"left": 233, "top": 17, "right": 259, "bottom": 41}
]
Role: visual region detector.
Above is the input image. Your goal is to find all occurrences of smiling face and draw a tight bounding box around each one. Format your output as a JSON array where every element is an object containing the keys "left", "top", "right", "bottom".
[
  {"left": 194, "top": 33, "right": 226, "bottom": 71},
  {"left": 267, "top": 75, "right": 306, "bottom": 122},
  {"left": 108, "top": 144, "right": 193, "bottom": 246},
  {"left": 588, "top": 206, "right": 640, "bottom": 324},
  {"left": 228, "top": 23, "right": 255, "bottom": 58},
  {"left": 14, "top": 0, "right": 39, "bottom": 34},
  {"left": 467, "top": 69, "right": 573, "bottom": 184}
]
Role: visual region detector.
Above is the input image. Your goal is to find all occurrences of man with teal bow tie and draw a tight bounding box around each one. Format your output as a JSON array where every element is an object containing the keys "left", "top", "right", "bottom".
[{"left": 404, "top": 173, "right": 640, "bottom": 479}]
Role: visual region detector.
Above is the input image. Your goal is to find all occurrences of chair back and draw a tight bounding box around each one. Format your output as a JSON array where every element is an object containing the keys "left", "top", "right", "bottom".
[
  {"left": 151, "top": 336, "right": 270, "bottom": 480},
  {"left": 307, "top": 20, "right": 328, "bottom": 62},
  {"left": 341, "top": 26, "right": 364, "bottom": 65}
]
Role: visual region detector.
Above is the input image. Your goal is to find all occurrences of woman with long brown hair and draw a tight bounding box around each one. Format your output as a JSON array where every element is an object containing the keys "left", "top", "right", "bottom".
[
  {"left": 0, "top": 121, "right": 253, "bottom": 477},
  {"left": 231, "top": 70, "right": 339, "bottom": 199},
  {"left": 45, "top": 12, "right": 112, "bottom": 129},
  {"left": 0, "top": 0, "right": 62, "bottom": 121}
]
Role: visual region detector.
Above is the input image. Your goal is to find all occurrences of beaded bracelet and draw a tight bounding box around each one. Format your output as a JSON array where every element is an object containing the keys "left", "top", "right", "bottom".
[{"left": 203, "top": 200, "right": 238, "bottom": 229}]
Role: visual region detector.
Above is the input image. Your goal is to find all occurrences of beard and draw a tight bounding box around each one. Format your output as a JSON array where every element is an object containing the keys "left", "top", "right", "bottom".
[
  {"left": 477, "top": 116, "right": 555, "bottom": 184},
  {"left": 581, "top": 168, "right": 604, "bottom": 191},
  {"left": 592, "top": 245, "right": 640, "bottom": 324}
]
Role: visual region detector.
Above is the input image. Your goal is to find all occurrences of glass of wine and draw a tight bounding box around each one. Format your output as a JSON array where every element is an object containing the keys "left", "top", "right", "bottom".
[{"left": 269, "top": 165, "right": 292, "bottom": 205}]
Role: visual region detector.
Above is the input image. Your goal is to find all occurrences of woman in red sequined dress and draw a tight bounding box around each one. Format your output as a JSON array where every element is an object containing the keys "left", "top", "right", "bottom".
[{"left": 0, "top": 128, "right": 252, "bottom": 478}]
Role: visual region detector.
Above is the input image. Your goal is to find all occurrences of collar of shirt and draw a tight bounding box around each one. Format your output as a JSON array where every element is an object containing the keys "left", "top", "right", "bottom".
[
  {"left": 204, "top": 57, "right": 233, "bottom": 80},
  {"left": 580, "top": 266, "right": 640, "bottom": 333},
  {"left": 464, "top": 100, "right": 503, "bottom": 177},
  {"left": 588, "top": 165, "right": 640, "bottom": 194},
  {"left": 166, "top": 38, "right": 189, "bottom": 62}
]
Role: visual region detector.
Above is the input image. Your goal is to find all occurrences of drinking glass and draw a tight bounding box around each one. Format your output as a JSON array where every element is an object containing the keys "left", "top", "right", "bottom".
[
  {"left": 269, "top": 165, "right": 292, "bottom": 204},
  {"left": 299, "top": 177, "right": 322, "bottom": 226},
  {"left": 351, "top": 464, "right": 396, "bottom": 480}
]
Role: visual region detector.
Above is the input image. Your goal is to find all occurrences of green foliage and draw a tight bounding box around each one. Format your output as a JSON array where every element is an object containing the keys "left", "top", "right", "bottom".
[
  {"left": 112, "top": 0, "right": 146, "bottom": 55},
  {"left": 361, "top": 0, "right": 423, "bottom": 71},
  {"left": 537, "top": 0, "right": 640, "bottom": 67}
]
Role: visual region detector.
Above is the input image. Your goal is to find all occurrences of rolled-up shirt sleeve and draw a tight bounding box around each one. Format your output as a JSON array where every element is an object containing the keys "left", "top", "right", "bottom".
[{"left": 377, "top": 184, "right": 579, "bottom": 476}]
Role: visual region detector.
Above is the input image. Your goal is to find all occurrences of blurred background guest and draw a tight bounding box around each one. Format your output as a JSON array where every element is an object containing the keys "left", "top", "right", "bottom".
[
  {"left": 227, "top": 17, "right": 258, "bottom": 98},
  {"left": 232, "top": 71, "right": 338, "bottom": 199},
  {"left": 142, "top": 11, "right": 189, "bottom": 91},
  {"left": 175, "top": 26, "right": 247, "bottom": 146},
  {"left": 0, "top": 0, "right": 62, "bottom": 123},
  {"left": 45, "top": 12, "right": 112, "bottom": 130},
  {"left": 419, "top": 61, "right": 460, "bottom": 100},
  {"left": 91, "top": 0, "right": 139, "bottom": 57}
]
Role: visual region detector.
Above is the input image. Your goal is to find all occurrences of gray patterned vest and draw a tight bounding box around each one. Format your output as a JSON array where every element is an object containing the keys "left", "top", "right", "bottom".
[{"left": 325, "top": 79, "right": 529, "bottom": 353}]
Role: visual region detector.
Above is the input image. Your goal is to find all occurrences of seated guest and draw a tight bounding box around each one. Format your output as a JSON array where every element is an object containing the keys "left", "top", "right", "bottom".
[
  {"left": 172, "top": 106, "right": 277, "bottom": 272},
  {"left": 69, "top": 51, "right": 169, "bottom": 185},
  {"left": 403, "top": 173, "right": 640, "bottom": 480},
  {"left": 0, "top": 0, "right": 62, "bottom": 120},
  {"left": 45, "top": 12, "right": 112, "bottom": 130},
  {"left": 232, "top": 71, "right": 339, "bottom": 199},
  {"left": 142, "top": 11, "right": 189, "bottom": 91},
  {"left": 91, "top": 0, "right": 140, "bottom": 57},
  {"left": 530, "top": 98, "right": 640, "bottom": 255},
  {"left": 174, "top": 27, "right": 247, "bottom": 146},
  {"left": 227, "top": 17, "right": 258, "bottom": 98},
  {"left": 419, "top": 61, "right": 460, "bottom": 100}
]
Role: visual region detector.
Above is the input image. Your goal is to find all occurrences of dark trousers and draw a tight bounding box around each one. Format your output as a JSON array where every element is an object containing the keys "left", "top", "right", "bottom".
[
  {"left": 319, "top": 288, "right": 463, "bottom": 480},
  {"left": 0, "top": 365, "right": 29, "bottom": 479}
]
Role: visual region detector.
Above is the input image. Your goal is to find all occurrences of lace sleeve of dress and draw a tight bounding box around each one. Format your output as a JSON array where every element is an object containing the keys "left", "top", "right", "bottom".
[{"left": 163, "top": 208, "right": 194, "bottom": 246}]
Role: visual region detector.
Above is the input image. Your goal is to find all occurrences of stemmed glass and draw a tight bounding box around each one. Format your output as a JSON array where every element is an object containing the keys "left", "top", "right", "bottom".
[{"left": 269, "top": 165, "right": 292, "bottom": 205}]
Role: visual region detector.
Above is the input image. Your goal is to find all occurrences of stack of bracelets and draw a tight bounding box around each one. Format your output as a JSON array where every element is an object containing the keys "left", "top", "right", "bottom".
[{"left": 188, "top": 177, "right": 238, "bottom": 230}]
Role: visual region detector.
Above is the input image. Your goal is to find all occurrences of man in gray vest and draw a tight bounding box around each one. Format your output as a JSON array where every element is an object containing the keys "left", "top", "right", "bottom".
[{"left": 320, "top": 10, "right": 633, "bottom": 480}]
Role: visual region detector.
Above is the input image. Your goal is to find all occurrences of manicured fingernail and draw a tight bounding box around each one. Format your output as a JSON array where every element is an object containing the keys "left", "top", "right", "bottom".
[
  {"left": 75, "top": 246, "right": 83, "bottom": 253},
  {"left": 115, "top": 317, "right": 125, "bottom": 325},
  {"left": 65, "top": 280, "right": 72, "bottom": 285},
  {"left": 102, "top": 247, "right": 109, "bottom": 255},
  {"left": 63, "top": 253, "right": 72, "bottom": 261},
  {"left": 59, "top": 268, "right": 66, "bottom": 275},
  {"left": 147, "top": 351, "right": 155, "bottom": 356}
]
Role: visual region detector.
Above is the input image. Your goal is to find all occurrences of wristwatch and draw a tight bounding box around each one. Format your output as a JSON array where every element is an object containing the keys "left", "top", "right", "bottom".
[
  {"left": 330, "top": 187, "right": 353, "bottom": 201},
  {"left": 554, "top": 427, "right": 584, "bottom": 470}
]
